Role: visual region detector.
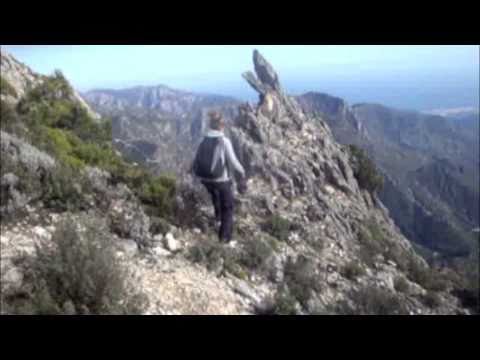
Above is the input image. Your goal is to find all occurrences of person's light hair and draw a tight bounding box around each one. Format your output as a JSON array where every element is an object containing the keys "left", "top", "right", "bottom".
[{"left": 209, "top": 111, "right": 224, "bottom": 130}]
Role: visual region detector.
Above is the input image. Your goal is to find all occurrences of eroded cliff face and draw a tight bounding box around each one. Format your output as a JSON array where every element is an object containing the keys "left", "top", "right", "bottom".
[{"left": 297, "top": 92, "right": 479, "bottom": 260}]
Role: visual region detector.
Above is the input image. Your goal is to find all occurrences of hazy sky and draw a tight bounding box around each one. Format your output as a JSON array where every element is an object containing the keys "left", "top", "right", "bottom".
[{"left": 3, "top": 45, "right": 479, "bottom": 111}]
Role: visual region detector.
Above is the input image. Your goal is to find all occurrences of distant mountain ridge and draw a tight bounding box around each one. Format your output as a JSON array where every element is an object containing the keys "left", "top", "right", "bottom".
[
  {"left": 298, "top": 92, "right": 479, "bottom": 260},
  {"left": 83, "top": 84, "right": 242, "bottom": 174},
  {"left": 83, "top": 84, "right": 239, "bottom": 117}
]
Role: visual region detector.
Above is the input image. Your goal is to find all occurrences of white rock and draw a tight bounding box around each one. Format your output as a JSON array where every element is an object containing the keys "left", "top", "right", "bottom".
[
  {"left": 32, "top": 226, "right": 50, "bottom": 239},
  {"left": 324, "top": 185, "right": 336, "bottom": 195},
  {"left": 118, "top": 240, "right": 138, "bottom": 257},
  {"left": 377, "top": 273, "right": 395, "bottom": 291},
  {"left": 164, "top": 233, "right": 180, "bottom": 252},
  {"left": 232, "top": 280, "right": 261, "bottom": 305},
  {"left": 153, "top": 234, "right": 164, "bottom": 243},
  {"left": 153, "top": 246, "right": 171, "bottom": 257},
  {"left": 387, "top": 260, "right": 397, "bottom": 268},
  {"left": 2, "top": 267, "right": 23, "bottom": 290}
]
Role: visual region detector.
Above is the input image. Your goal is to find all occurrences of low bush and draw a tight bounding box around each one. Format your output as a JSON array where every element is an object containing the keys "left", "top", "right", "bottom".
[
  {"left": 0, "top": 76, "right": 18, "bottom": 98},
  {"left": 3, "top": 70, "right": 177, "bottom": 220},
  {"left": 342, "top": 261, "right": 366, "bottom": 281},
  {"left": 0, "top": 99, "right": 22, "bottom": 134},
  {"left": 406, "top": 259, "right": 448, "bottom": 292},
  {"left": 255, "top": 288, "right": 298, "bottom": 315},
  {"left": 263, "top": 214, "right": 294, "bottom": 242},
  {"left": 186, "top": 237, "right": 241, "bottom": 277},
  {"left": 41, "top": 164, "right": 92, "bottom": 212},
  {"left": 357, "top": 220, "right": 385, "bottom": 267},
  {"left": 393, "top": 276, "right": 409, "bottom": 293},
  {"left": 421, "top": 292, "right": 442, "bottom": 309},
  {"left": 149, "top": 216, "right": 171, "bottom": 236},
  {"left": 348, "top": 144, "right": 384, "bottom": 193},
  {"left": 5, "top": 216, "right": 146, "bottom": 314},
  {"left": 335, "top": 286, "right": 408, "bottom": 315},
  {"left": 238, "top": 236, "right": 274, "bottom": 272},
  {"left": 384, "top": 244, "right": 409, "bottom": 272},
  {"left": 283, "top": 255, "right": 322, "bottom": 307}
]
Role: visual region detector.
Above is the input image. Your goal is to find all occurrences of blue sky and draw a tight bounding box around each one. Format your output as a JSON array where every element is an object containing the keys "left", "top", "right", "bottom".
[{"left": 2, "top": 45, "right": 479, "bottom": 111}]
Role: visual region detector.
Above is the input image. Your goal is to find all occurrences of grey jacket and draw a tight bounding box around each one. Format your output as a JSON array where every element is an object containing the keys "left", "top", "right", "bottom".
[{"left": 195, "top": 130, "right": 245, "bottom": 182}]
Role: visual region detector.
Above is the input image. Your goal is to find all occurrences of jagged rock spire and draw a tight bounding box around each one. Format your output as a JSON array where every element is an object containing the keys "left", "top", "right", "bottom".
[
  {"left": 253, "top": 49, "right": 281, "bottom": 92},
  {"left": 241, "top": 49, "right": 304, "bottom": 130},
  {"left": 242, "top": 49, "right": 282, "bottom": 95}
]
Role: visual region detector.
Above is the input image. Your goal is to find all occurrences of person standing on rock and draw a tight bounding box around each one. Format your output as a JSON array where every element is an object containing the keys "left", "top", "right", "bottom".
[{"left": 192, "top": 111, "right": 247, "bottom": 244}]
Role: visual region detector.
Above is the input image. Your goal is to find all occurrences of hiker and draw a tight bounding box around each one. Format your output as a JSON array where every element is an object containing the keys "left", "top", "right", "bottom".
[{"left": 192, "top": 111, "right": 247, "bottom": 243}]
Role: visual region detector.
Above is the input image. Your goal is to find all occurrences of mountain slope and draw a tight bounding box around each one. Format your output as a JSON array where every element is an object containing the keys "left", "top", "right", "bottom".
[
  {"left": 1, "top": 49, "right": 100, "bottom": 120},
  {"left": 298, "top": 92, "right": 479, "bottom": 260},
  {"left": 174, "top": 49, "right": 468, "bottom": 314}
]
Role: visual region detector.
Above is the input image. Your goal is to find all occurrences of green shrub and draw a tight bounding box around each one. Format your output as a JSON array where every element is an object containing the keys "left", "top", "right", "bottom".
[
  {"left": 5, "top": 216, "right": 146, "bottom": 314},
  {"left": 187, "top": 236, "right": 276, "bottom": 279},
  {"left": 0, "top": 76, "right": 18, "bottom": 98},
  {"left": 342, "top": 261, "right": 366, "bottom": 281},
  {"left": 406, "top": 259, "right": 448, "bottom": 292},
  {"left": 357, "top": 220, "right": 385, "bottom": 267},
  {"left": 348, "top": 144, "right": 384, "bottom": 193},
  {"left": 239, "top": 237, "right": 274, "bottom": 272},
  {"left": 170, "top": 183, "right": 207, "bottom": 229},
  {"left": 20, "top": 70, "right": 73, "bottom": 106},
  {"left": 136, "top": 174, "right": 176, "bottom": 218},
  {"left": 394, "top": 276, "right": 409, "bottom": 293},
  {"left": 0, "top": 99, "right": 21, "bottom": 134},
  {"left": 263, "top": 214, "right": 293, "bottom": 242},
  {"left": 14, "top": 72, "right": 114, "bottom": 169},
  {"left": 256, "top": 289, "right": 298, "bottom": 315},
  {"left": 41, "top": 164, "right": 91, "bottom": 212},
  {"left": 187, "top": 238, "right": 222, "bottom": 267},
  {"left": 335, "top": 286, "right": 408, "bottom": 315},
  {"left": 186, "top": 237, "right": 241, "bottom": 276},
  {"left": 3, "top": 70, "right": 177, "bottom": 220},
  {"left": 264, "top": 234, "right": 281, "bottom": 253},
  {"left": 421, "top": 292, "right": 442, "bottom": 309},
  {"left": 149, "top": 216, "right": 171, "bottom": 236},
  {"left": 384, "top": 244, "right": 409, "bottom": 272},
  {"left": 284, "top": 255, "right": 321, "bottom": 307},
  {"left": 307, "top": 236, "right": 325, "bottom": 253}
]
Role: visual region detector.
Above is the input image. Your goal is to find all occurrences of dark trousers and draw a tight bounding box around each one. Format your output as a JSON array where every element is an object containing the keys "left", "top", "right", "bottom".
[{"left": 202, "top": 180, "right": 234, "bottom": 242}]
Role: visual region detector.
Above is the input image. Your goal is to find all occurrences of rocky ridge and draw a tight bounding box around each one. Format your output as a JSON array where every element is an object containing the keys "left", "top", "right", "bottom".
[{"left": 1, "top": 49, "right": 100, "bottom": 120}]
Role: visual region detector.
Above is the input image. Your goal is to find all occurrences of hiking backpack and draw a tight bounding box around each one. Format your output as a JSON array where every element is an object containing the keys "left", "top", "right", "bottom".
[{"left": 193, "top": 137, "right": 226, "bottom": 179}]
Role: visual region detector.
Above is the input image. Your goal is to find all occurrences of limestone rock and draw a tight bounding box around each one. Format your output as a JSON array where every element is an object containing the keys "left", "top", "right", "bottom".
[
  {"left": 118, "top": 239, "right": 139, "bottom": 257},
  {"left": 164, "top": 232, "right": 181, "bottom": 252}
]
